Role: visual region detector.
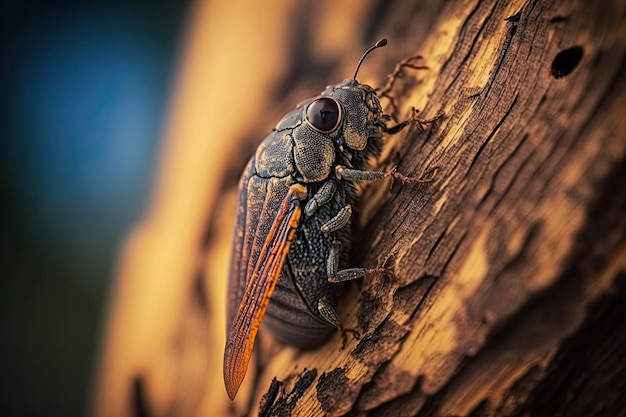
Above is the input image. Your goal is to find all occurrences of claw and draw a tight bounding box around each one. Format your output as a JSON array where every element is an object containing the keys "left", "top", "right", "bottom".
[
  {"left": 408, "top": 107, "right": 444, "bottom": 132},
  {"left": 389, "top": 165, "right": 440, "bottom": 190},
  {"left": 339, "top": 325, "right": 361, "bottom": 349}
]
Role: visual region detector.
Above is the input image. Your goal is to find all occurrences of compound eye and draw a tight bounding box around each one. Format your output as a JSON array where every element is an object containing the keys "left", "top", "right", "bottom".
[{"left": 305, "top": 98, "right": 341, "bottom": 132}]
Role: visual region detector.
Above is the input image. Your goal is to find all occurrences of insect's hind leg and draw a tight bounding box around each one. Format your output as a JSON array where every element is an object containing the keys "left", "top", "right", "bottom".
[
  {"left": 322, "top": 241, "right": 392, "bottom": 347},
  {"left": 326, "top": 240, "right": 393, "bottom": 284},
  {"left": 317, "top": 296, "right": 359, "bottom": 349}
]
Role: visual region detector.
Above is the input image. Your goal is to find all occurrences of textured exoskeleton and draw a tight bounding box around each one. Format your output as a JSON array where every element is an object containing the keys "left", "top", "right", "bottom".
[{"left": 223, "top": 40, "right": 435, "bottom": 400}]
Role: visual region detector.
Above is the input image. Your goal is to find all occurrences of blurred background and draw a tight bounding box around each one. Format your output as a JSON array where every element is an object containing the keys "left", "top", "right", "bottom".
[
  {"left": 0, "top": 0, "right": 424, "bottom": 414},
  {"left": 0, "top": 2, "right": 188, "bottom": 415}
]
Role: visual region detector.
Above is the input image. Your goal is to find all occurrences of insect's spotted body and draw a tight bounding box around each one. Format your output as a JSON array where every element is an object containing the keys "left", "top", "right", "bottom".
[
  {"left": 224, "top": 39, "right": 438, "bottom": 399},
  {"left": 230, "top": 79, "right": 385, "bottom": 348}
]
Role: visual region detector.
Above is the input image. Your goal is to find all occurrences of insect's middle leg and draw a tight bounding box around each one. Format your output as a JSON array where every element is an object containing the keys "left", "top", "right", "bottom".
[
  {"left": 326, "top": 240, "right": 393, "bottom": 284},
  {"left": 335, "top": 164, "right": 438, "bottom": 187}
]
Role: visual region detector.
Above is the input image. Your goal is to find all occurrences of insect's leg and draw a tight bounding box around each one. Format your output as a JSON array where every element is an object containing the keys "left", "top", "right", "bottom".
[
  {"left": 317, "top": 297, "right": 359, "bottom": 348},
  {"left": 326, "top": 240, "right": 341, "bottom": 281},
  {"left": 320, "top": 205, "right": 351, "bottom": 233},
  {"left": 330, "top": 267, "right": 394, "bottom": 283},
  {"left": 304, "top": 180, "right": 336, "bottom": 216},
  {"left": 335, "top": 164, "right": 439, "bottom": 188},
  {"left": 327, "top": 240, "right": 393, "bottom": 284},
  {"left": 378, "top": 55, "right": 428, "bottom": 120},
  {"left": 377, "top": 55, "right": 428, "bottom": 97},
  {"left": 384, "top": 107, "right": 444, "bottom": 135},
  {"left": 335, "top": 166, "right": 387, "bottom": 182}
]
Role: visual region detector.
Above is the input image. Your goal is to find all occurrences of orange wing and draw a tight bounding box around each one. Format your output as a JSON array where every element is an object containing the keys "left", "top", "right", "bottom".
[{"left": 223, "top": 184, "right": 305, "bottom": 400}]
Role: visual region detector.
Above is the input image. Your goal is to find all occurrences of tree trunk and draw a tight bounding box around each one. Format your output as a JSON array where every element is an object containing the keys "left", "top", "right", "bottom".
[{"left": 92, "top": 0, "right": 626, "bottom": 416}]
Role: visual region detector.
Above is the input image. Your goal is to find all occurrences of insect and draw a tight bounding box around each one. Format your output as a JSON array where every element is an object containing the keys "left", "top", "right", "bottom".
[{"left": 224, "top": 39, "right": 440, "bottom": 400}]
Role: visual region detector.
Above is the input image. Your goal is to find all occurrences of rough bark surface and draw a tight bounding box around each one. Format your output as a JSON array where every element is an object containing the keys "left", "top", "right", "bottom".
[
  {"left": 243, "top": 0, "right": 626, "bottom": 415},
  {"left": 92, "top": 0, "right": 626, "bottom": 416}
]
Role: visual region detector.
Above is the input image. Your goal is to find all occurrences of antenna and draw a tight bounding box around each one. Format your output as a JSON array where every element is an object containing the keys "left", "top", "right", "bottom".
[{"left": 352, "top": 38, "right": 388, "bottom": 81}]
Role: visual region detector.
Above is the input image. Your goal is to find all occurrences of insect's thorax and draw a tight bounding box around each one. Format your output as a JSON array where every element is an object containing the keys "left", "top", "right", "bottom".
[{"left": 255, "top": 81, "right": 386, "bottom": 184}]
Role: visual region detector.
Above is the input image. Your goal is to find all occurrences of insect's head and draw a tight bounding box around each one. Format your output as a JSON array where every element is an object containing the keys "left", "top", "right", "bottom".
[{"left": 302, "top": 39, "right": 388, "bottom": 151}]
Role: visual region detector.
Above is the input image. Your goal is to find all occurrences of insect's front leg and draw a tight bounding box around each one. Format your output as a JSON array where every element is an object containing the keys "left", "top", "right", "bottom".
[
  {"left": 304, "top": 179, "right": 353, "bottom": 233},
  {"left": 304, "top": 180, "right": 336, "bottom": 216},
  {"left": 384, "top": 107, "right": 444, "bottom": 135}
]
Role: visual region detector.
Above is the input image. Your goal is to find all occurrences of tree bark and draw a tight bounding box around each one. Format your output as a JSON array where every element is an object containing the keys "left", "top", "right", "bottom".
[{"left": 92, "top": 0, "right": 626, "bottom": 416}]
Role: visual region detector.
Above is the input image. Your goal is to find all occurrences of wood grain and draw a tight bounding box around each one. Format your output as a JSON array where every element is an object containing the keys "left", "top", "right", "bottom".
[{"left": 257, "top": 0, "right": 626, "bottom": 415}]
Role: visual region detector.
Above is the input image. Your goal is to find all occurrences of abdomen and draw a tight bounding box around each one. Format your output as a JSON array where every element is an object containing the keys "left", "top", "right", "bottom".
[
  {"left": 264, "top": 181, "right": 352, "bottom": 348},
  {"left": 264, "top": 266, "right": 334, "bottom": 348}
]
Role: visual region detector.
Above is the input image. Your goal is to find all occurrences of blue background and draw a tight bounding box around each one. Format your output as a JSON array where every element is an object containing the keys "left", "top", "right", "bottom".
[{"left": 0, "top": 2, "right": 187, "bottom": 415}]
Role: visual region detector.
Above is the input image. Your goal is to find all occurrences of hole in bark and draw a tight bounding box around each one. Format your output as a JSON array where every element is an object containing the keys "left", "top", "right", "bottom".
[
  {"left": 131, "top": 376, "right": 152, "bottom": 417},
  {"left": 551, "top": 46, "right": 583, "bottom": 78},
  {"left": 549, "top": 15, "right": 568, "bottom": 23}
]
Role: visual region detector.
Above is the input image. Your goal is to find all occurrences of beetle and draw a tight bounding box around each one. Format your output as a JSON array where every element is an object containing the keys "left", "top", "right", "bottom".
[{"left": 223, "top": 39, "right": 440, "bottom": 399}]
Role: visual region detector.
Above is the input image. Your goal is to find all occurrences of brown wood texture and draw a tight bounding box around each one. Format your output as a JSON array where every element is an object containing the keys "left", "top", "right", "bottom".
[
  {"left": 92, "top": 0, "right": 626, "bottom": 416},
  {"left": 245, "top": 0, "right": 626, "bottom": 415}
]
